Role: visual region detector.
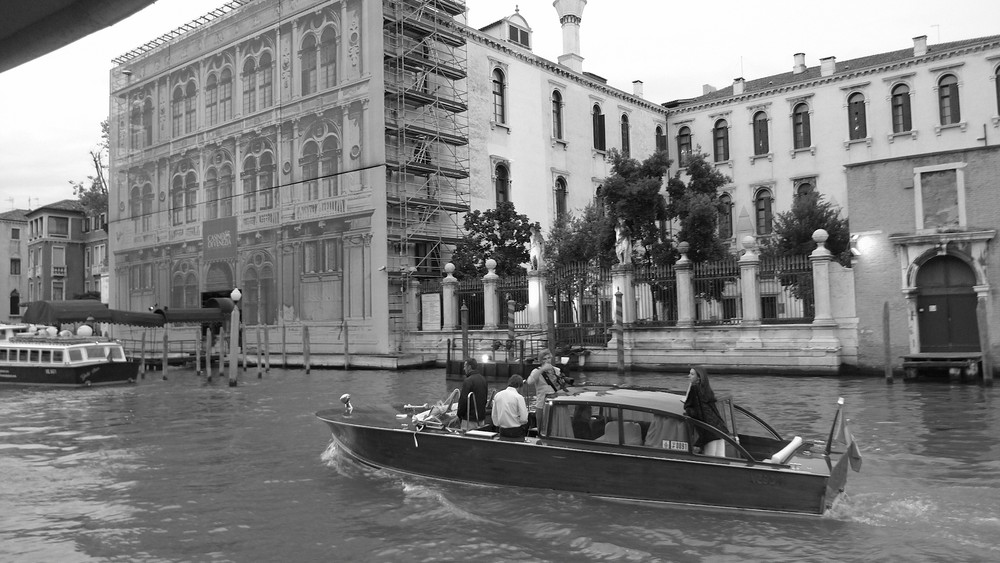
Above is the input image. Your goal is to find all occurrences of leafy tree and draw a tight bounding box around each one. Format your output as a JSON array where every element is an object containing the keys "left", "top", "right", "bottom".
[
  {"left": 764, "top": 191, "right": 851, "bottom": 266},
  {"left": 70, "top": 120, "right": 109, "bottom": 219},
  {"left": 599, "top": 149, "right": 671, "bottom": 266},
  {"left": 545, "top": 202, "right": 615, "bottom": 269},
  {"left": 760, "top": 191, "right": 851, "bottom": 308},
  {"left": 449, "top": 201, "right": 536, "bottom": 279},
  {"left": 664, "top": 152, "right": 731, "bottom": 264}
]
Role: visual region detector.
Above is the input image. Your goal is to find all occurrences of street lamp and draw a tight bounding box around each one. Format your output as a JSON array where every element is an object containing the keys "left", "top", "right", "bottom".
[{"left": 229, "top": 287, "right": 241, "bottom": 387}]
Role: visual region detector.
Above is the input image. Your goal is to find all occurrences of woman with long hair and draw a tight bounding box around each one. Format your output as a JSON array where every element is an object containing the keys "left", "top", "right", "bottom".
[{"left": 684, "top": 366, "right": 729, "bottom": 457}]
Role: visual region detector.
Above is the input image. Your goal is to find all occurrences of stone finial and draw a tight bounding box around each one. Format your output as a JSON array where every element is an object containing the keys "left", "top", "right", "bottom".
[
  {"left": 811, "top": 229, "right": 831, "bottom": 257},
  {"left": 444, "top": 262, "right": 456, "bottom": 279},
  {"left": 485, "top": 258, "right": 497, "bottom": 275}
]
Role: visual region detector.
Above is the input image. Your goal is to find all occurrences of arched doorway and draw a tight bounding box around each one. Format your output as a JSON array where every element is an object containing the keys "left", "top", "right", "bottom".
[{"left": 916, "top": 255, "right": 979, "bottom": 352}]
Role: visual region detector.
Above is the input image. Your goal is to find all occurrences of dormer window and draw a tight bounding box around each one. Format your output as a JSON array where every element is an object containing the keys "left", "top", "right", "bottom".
[{"left": 508, "top": 23, "right": 529, "bottom": 48}]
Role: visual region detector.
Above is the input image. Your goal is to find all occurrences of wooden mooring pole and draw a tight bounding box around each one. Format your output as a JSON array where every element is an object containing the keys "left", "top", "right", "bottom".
[
  {"left": 343, "top": 320, "right": 350, "bottom": 369},
  {"left": 883, "top": 302, "right": 893, "bottom": 384},
  {"left": 303, "top": 325, "right": 312, "bottom": 374},
  {"left": 205, "top": 327, "right": 214, "bottom": 381},
  {"left": 977, "top": 299, "right": 993, "bottom": 386},
  {"left": 161, "top": 326, "right": 169, "bottom": 378},
  {"left": 256, "top": 325, "right": 263, "bottom": 379}
]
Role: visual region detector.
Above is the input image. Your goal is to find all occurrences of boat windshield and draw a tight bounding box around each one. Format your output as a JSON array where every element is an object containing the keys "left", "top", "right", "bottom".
[{"left": 546, "top": 402, "right": 751, "bottom": 460}]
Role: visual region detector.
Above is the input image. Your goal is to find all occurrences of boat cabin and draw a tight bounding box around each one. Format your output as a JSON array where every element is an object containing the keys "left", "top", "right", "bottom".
[{"left": 542, "top": 388, "right": 796, "bottom": 464}]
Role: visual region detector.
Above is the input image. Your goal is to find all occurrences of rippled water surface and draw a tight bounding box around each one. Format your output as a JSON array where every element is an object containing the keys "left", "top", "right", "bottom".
[{"left": 1, "top": 367, "right": 998, "bottom": 562}]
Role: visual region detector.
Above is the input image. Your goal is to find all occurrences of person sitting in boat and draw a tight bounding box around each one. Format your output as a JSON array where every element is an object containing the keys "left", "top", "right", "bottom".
[
  {"left": 491, "top": 374, "right": 528, "bottom": 441},
  {"left": 526, "top": 349, "right": 568, "bottom": 435},
  {"left": 457, "top": 357, "right": 488, "bottom": 430},
  {"left": 684, "top": 366, "right": 730, "bottom": 457}
]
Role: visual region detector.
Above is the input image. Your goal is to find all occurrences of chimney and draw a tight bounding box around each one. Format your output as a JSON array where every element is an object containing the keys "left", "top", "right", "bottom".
[
  {"left": 703, "top": 84, "right": 717, "bottom": 95},
  {"left": 553, "top": 0, "right": 587, "bottom": 73},
  {"left": 793, "top": 53, "right": 806, "bottom": 74},
  {"left": 632, "top": 80, "right": 644, "bottom": 98},
  {"left": 733, "top": 77, "right": 745, "bottom": 95},
  {"left": 820, "top": 56, "right": 836, "bottom": 77},
  {"left": 913, "top": 35, "right": 928, "bottom": 57}
]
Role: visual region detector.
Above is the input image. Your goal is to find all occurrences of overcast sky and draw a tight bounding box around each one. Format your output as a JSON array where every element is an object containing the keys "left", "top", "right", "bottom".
[{"left": 1, "top": 0, "right": 997, "bottom": 211}]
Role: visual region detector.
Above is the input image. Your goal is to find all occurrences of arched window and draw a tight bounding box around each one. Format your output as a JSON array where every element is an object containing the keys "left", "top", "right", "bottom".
[
  {"left": 796, "top": 182, "right": 814, "bottom": 198},
  {"left": 320, "top": 27, "right": 338, "bottom": 89},
  {"left": 129, "top": 186, "right": 141, "bottom": 219},
  {"left": 184, "top": 81, "right": 197, "bottom": 133},
  {"left": 243, "top": 58, "right": 257, "bottom": 114},
  {"left": 171, "top": 86, "right": 184, "bottom": 137},
  {"left": 752, "top": 111, "right": 769, "bottom": 155},
  {"left": 205, "top": 168, "right": 219, "bottom": 219},
  {"left": 938, "top": 74, "right": 961, "bottom": 125},
  {"left": 551, "top": 90, "right": 563, "bottom": 139},
  {"left": 320, "top": 137, "right": 339, "bottom": 198},
  {"left": 219, "top": 68, "right": 233, "bottom": 122},
  {"left": 555, "top": 177, "right": 567, "bottom": 220},
  {"left": 713, "top": 119, "right": 729, "bottom": 162},
  {"left": 891, "top": 84, "right": 912, "bottom": 133},
  {"left": 492, "top": 68, "right": 506, "bottom": 123},
  {"left": 243, "top": 155, "right": 258, "bottom": 212},
  {"left": 677, "top": 126, "right": 691, "bottom": 167},
  {"left": 495, "top": 163, "right": 510, "bottom": 205},
  {"left": 259, "top": 152, "right": 275, "bottom": 209},
  {"left": 655, "top": 125, "right": 666, "bottom": 151},
  {"left": 302, "top": 141, "right": 319, "bottom": 200},
  {"left": 259, "top": 52, "right": 273, "bottom": 109},
  {"left": 219, "top": 164, "right": 233, "bottom": 217},
  {"left": 206, "top": 74, "right": 219, "bottom": 125},
  {"left": 301, "top": 35, "right": 318, "bottom": 95},
  {"left": 184, "top": 170, "right": 198, "bottom": 223},
  {"left": 792, "top": 103, "right": 811, "bottom": 149},
  {"left": 848, "top": 92, "right": 867, "bottom": 139},
  {"left": 171, "top": 176, "right": 184, "bottom": 226},
  {"left": 9, "top": 289, "right": 19, "bottom": 317},
  {"left": 620, "top": 114, "right": 631, "bottom": 157},
  {"left": 718, "top": 193, "right": 733, "bottom": 240},
  {"left": 141, "top": 183, "right": 153, "bottom": 229},
  {"left": 755, "top": 188, "right": 773, "bottom": 235},
  {"left": 141, "top": 98, "right": 153, "bottom": 146},
  {"left": 592, "top": 104, "right": 606, "bottom": 150}
]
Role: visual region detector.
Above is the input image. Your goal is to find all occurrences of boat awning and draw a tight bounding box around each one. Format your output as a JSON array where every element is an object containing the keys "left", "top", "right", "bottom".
[
  {"left": 21, "top": 300, "right": 165, "bottom": 327},
  {"left": 152, "top": 305, "right": 229, "bottom": 324}
]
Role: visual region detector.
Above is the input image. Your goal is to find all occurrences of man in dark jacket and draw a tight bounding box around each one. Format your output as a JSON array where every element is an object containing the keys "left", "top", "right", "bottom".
[{"left": 457, "top": 358, "right": 488, "bottom": 429}]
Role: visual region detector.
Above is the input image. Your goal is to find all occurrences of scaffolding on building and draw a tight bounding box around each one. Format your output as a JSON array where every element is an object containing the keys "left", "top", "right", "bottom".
[{"left": 383, "top": 0, "right": 470, "bottom": 282}]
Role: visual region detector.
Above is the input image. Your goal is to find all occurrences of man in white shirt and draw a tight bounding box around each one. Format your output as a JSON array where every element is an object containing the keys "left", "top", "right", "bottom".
[{"left": 491, "top": 374, "right": 528, "bottom": 441}]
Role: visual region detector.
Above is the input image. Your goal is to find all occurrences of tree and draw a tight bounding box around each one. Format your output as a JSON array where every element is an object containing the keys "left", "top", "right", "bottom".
[
  {"left": 70, "top": 120, "right": 109, "bottom": 219},
  {"left": 599, "top": 149, "right": 671, "bottom": 266},
  {"left": 449, "top": 201, "right": 536, "bottom": 279},
  {"left": 664, "top": 152, "right": 730, "bottom": 264},
  {"left": 765, "top": 191, "right": 851, "bottom": 266},
  {"left": 545, "top": 202, "right": 615, "bottom": 269}
]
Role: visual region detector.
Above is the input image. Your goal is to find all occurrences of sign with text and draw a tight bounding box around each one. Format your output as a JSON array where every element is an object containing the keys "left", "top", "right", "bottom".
[
  {"left": 203, "top": 216, "right": 238, "bottom": 262},
  {"left": 421, "top": 293, "right": 441, "bottom": 331}
]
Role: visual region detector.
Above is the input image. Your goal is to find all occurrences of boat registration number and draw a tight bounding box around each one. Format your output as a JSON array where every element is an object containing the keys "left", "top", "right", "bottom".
[{"left": 662, "top": 440, "right": 688, "bottom": 451}]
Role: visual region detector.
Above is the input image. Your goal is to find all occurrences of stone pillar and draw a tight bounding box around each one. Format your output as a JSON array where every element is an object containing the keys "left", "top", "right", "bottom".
[
  {"left": 739, "top": 236, "right": 761, "bottom": 326},
  {"left": 809, "top": 229, "right": 841, "bottom": 351},
  {"left": 482, "top": 258, "right": 499, "bottom": 330},
  {"left": 675, "top": 242, "right": 695, "bottom": 327},
  {"left": 527, "top": 269, "right": 548, "bottom": 330},
  {"left": 441, "top": 263, "right": 458, "bottom": 330},
  {"left": 810, "top": 229, "right": 835, "bottom": 326},
  {"left": 611, "top": 264, "right": 635, "bottom": 324},
  {"left": 406, "top": 277, "right": 420, "bottom": 336}
]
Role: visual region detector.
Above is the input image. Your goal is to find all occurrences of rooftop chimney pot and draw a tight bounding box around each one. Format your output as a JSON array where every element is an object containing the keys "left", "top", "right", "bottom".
[
  {"left": 820, "top": 56, "right": 836, "bottom": 77},
  {"left": 913, "top": 35, "right": 928, "bottom": 57},
  {"left": 793, "top": 52, "right": 806, "bottom": 74}
]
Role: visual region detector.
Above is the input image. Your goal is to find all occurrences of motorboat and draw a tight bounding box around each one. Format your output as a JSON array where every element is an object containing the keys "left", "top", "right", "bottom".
[
  {"left": 0, "top": 323, "right": 140, "bottom": 386},
  {"left": 316, "top": 382, "right": 861, "bottom": 515}
]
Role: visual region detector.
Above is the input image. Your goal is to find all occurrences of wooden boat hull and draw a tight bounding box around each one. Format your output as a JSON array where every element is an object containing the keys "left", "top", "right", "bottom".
[
  {"left": 316, "top": 410, "right": 835, "bottom": 515},
  {"left": 0, "top": 361, "right": 139, "bottom": 386}
]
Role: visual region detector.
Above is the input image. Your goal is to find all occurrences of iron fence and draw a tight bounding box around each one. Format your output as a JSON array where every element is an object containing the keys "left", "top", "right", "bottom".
[
  {"left": 633, "top": 262, "right": 678, "bottom": 326},
  {"left": 693, "top": 257, "right": 742, "bottom": 325},
  {"left": 759, "top": 254, "right": 814, "bottom": 323}
]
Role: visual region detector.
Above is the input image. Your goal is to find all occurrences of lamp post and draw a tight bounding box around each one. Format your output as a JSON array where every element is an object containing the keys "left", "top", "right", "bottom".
[{"left": 229, "top": 287, "right": 241, "bottom": 387}]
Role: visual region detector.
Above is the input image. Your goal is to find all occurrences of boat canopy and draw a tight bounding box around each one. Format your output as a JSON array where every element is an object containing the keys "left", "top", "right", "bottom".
[
  {"left": 21, "top": 300, "right": 165, "bottom": 327},
  {"left": 550, "top": 388, "right": 688, "bottom": 416}
]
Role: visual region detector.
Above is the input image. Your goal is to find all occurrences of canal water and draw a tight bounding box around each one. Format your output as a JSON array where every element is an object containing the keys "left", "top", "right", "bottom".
[{"left": 1, "top": 367, "right": 997, "bottom": 562}]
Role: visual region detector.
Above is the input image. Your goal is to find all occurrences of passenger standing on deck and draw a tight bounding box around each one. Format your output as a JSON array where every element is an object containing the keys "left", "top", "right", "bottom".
[
  {"left": 491, "top": 374, "right": 528, "bottom": 441},
  {"left": 526, "top": 348, "right": 566, "bottom": 434},
  {"left": 684, "top": 366, "right": 729, "bottom": 457},
  {"left": 457, "top": 358, "right": 488, "bottom": 430}
]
